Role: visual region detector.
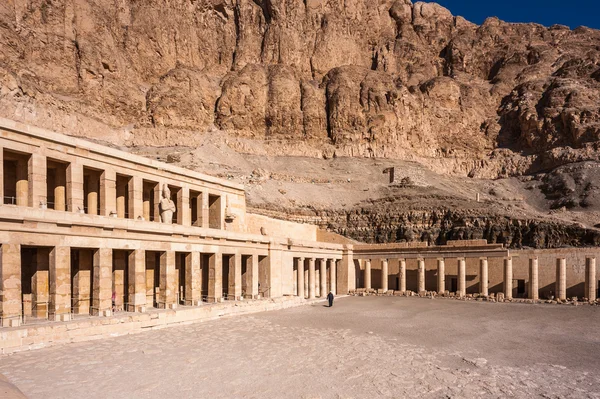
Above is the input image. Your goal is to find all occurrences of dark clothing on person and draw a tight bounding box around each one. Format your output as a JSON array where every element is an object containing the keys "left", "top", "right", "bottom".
[{"left": 327, "top": 292, "right": 334, "bottom": 307}]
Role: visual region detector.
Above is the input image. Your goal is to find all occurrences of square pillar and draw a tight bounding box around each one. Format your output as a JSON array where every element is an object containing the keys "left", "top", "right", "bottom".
[
  {"left": 246, "top": 254, "right": 259, "bottom": 299},
  {"left": 320, "top": 258, "right": 327, "bottom": 297},
  {"left": 67, "top": 163, "right": 84, "bottom": 212},
  {"left": 399, "top": 259, "right": 406, "bottom": 292},
  {"left": 178, "top": 185, "right": 190, "bottom": 226},
  {"left": 556, "top": 258, "right": 567, "bottom": 301},
  {"left": 159, "top": 251, "right": 177, "bottom": 308},
  {"left": 329, "top": 259, "right": 337, "bottom": 295},
  {"left": 529, "top": 257, "right": 539, "bottom": 300},
  {"left": 0, "top": 148, "right": 4, "bottom": 202},
  {"left": 418, "top": 259, "right": 426, "bottom": 293},
  {"left": 49, "top": 246, "right": 71, "bottom": 321},
  {"left": 308, "top": 258, "right": 316, "bottom": 299},
  {"left": 32, "top": 249, "right": 50, "bottom": 319},
  {"left": 0, "top": 244, "right": 22, "bottom": 327},
  {"left": 128, "top": 249, "right": 146, "bottom": 312},
  {"left": 185, "top": 252, "right": 202, "bottom": 305},
  {"left": 100, "top": 169, "right": 116, "bottom": 216},
  {"left": 73, "top": 250, "right": 92, "bottom": 314},
  {"left": 228, "top": 254, "right": 242, "bottom": 300},
  {"left": 29, "top": 153, "right": 46, "bottom": 208},
  {"left": 338, "top": 246, "right": 354, "bottom": 294},
  {"left": 585, "top": 257, "right": 597, "bottom": 302},
  {"left": 296, "top": 257, "right": 305, "bottom": 298},
  {"left": 208, "top": 252, "right": 222, "bottom": 302},
  {"left": 128, "top": 176, "right": 143, "bottom": 220},
  {"left": 201, "top": 190, "right": 210, "bottom": 228},
  {"left": 504, "top": 257, "right": 513, "bottom": 300},
  {"left": 92, "top": 248, "right": 112, "bottom": 316},
  {"left": 437, "top": 258, "right": 445, "bottom": 294}
]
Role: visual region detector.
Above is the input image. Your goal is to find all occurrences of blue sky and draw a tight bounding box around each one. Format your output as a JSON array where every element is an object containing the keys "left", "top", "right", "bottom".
[{"left": 422, "top": 0, "right": 600, "bottom": 29}]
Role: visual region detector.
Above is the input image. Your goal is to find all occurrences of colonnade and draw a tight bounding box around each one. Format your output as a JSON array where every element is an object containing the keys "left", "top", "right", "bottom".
[
  {"left": 295, "top": 257, "right": 339, "bottom": 298},
  {"left": 0, "top": 244, "right": 268, "bottom": 327},
  {"left": 356, "top": 256, "right": 598, "bottom": 301}
]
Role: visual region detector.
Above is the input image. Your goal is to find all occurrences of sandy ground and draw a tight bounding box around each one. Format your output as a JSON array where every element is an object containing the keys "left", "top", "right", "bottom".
[{"left": 1, "top": 297, "right": 599, "bottom": 399}]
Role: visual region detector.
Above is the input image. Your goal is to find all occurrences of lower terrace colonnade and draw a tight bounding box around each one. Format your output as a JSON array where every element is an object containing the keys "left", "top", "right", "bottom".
[
  {"left": 352, "top": 241, "right": 599, "bottom": 302},
  {"left": 0, "top": 240, "right": 343, "bottom": 327}
]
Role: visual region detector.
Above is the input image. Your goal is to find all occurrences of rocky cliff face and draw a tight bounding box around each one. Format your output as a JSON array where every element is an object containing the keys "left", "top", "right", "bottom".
[{"left": 1, "top": 0, "right": 600, "bottom": 247}]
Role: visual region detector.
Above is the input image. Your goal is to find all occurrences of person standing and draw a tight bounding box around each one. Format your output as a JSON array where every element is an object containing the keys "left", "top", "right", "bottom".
[{"left": 327, "top": 291, "right": 334, "bottom": 307}]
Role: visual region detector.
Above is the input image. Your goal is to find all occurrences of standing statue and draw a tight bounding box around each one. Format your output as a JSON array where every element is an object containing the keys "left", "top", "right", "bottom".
[{"left": 159, "top": 184, "right": 176, "bottom": 224}]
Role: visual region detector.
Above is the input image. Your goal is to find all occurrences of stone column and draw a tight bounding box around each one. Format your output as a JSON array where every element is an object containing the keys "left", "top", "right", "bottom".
[
  {"left": 228, "top": 254, "right": 242, "bottom": 300},
  {"left": 480, "top": 258, "right": 488, "bottom": 297},
  {"left": 399, "top": 259, "right": 406, "bottom": 292},
  {"left": 88, "top": 174, "right": 100, "bottom": 215},
  {"left": 49, "top": 246, "right": 71, "bottom": 321},
  {"left": 16, "top": 156, "right": 28, "bottom": 207},
  {"left": 308, "top": 258, "right": 316, "bottom": 299},
  {"left": 160, "top": 251, "right": 177, "bottom": 308},
  {"left": 0, "top": 148, "right": 3, "bottom": 203},
  {"left": 529, "top": 257, "right": 539, "bottom": 301},
  {"left": 92, "top": 248, "right": 112, "bottom": 316},
  {"left": 315, "top": 266, "right": 320, "bottom": 298},
  {"left": 32, "top": 250, "right": 50, "bottom": 319},
  {"left": 208, "top": 253, "right": 222, "bottom": 302},
  {"left": 504, "top": 257, "right": 513, "bottom": 300},
  {"left": 54, "top": 165, "right": 67, "bottom": 211},
  {"left": 100, "top": 169, "right": 116, "bottom": 216},
  {"left": 437, "top": 258, "right": 445, "bottom": 294},
  {"left": 364, "top": 259, "right": 372, "bottom": 290},
  {"left": 184, "top": 252, "right": 201, "bottom": 306},
  {"left": 73, "top": 250, "right": 92, "bottom": 314},
  {"left": 330, "top": 259, "right": 337, "bottom": 295},
  {"left": 153, "top": 183, "right": 162, "bottom": 223},
  {"left": 128, "top": 249, "right": 147, "bottom": 312},
  {"left": 418, "top": 259, "right": 426, "bottom": 293},
  {"left": 304, "top": 259, "right": 309, "bottom": 298},
  {"left": 297, "top": 257, "right": 305, "bottom": 298},
  {"left": 381, "top": 259, "right": 389, "bottom": 292},
  {"left": 116, "top": 177, "right": 127, "bottom": 218},
  {"left": 320, "top": 259, "right": 327, "bottom": 297},
  {"left": 67, "top": 162, "right": 84, "bottom": 213},
  {"left": 585, "top": 257, "right": 597, "bottom": 301},
  {"left": 556, "top": 258, "right": 567, "bottom": 301},
  {"left": 128, "top": 176, "right": 143, "bottom": 220},
  {"left": 458, "top": 258, "right": 466, "bottom": 298},
  {"left": 201, "top": 190, "right": 210, "bottom": 228},
  {"left": 180, "top": 185, "right": 191, "bottom": 226},
  {"left": 338, "top": 246, "right": 354, "bottom": 294},
  {"left": 249, "top": 255, "right": 259, "bottom": 299},
  {"left": 0, "top": 244, "right": 22, "bottom": 327},
  {"left": 28, "top": 153, "right": 46, "bottom": 208}
]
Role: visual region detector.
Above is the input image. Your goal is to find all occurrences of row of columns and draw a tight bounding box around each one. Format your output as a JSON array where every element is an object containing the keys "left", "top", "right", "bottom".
[
  {"left": 296, "top": 257, "right": 338, "bottom": 299},
  {"left": 0, "top": 244, "right": 265, "bottom": 327},
  {"left": 359, "top": 256, "right": 598, "bottom": 301},
  {"left": 0, "top": 148, "right": 224, "bottom": 229}
]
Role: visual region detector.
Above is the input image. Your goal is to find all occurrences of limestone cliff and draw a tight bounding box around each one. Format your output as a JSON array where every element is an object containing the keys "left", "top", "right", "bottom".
[{"left": 1, "top": 0, "right": 600, "bottom": 247}]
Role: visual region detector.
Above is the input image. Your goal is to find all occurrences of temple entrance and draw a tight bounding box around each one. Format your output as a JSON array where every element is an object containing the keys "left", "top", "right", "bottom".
[{"left": 21, "top": 247, "right": 51, "bottom": 320}]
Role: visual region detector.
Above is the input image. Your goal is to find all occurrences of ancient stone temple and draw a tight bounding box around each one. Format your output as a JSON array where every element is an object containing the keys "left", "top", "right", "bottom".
[{"left": 0, "top": 118, "right": 598, "bottom": 351}]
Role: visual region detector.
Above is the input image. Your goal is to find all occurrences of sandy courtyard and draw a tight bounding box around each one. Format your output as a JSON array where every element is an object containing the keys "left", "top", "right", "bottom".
[{"left": 1, "top": 297, "right": 599, "bottom": 398}]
